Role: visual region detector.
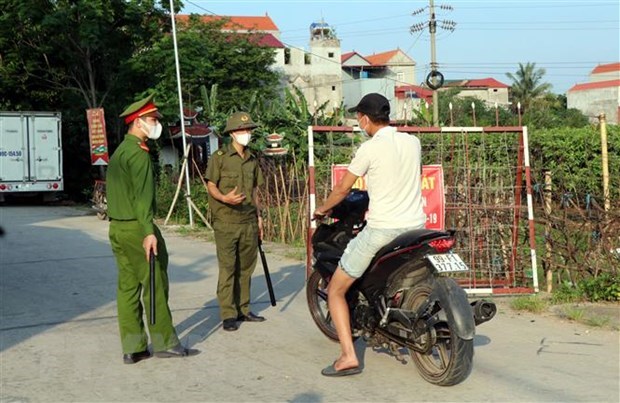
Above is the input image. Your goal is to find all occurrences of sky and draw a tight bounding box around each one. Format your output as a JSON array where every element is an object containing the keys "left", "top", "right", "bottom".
[{"left": 180, "top": 0, "right": 620, "bottom": 95}]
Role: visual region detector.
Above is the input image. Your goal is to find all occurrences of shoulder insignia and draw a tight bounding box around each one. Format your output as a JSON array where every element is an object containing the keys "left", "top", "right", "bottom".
[{"left": 139, "top": 142, "right": 150, "bottom": 152}]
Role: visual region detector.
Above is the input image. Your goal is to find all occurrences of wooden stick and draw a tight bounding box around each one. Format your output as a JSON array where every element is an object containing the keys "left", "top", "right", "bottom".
[
  {"left": 188, "top": 197, "right": 213, "bottom": 231},
  {"left": 164, "top": 144, "right": 191, "bottom": 225}
]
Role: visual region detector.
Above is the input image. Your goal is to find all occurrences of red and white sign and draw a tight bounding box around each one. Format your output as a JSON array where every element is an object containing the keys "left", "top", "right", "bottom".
[
  {"left": 331, "top": 164, "right": 445, "bottom": 230},
  {"left": 420, "top": 165, "right": 445, "bottom": 230},
  {"left": 86, "top": 108, "right": 109, "bottom": 166}
]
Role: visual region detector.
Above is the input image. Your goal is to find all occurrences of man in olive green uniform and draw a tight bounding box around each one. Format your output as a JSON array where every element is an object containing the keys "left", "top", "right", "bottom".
[
  {"left": 206, "top": 112, "right": 266, "bottom": 332},
  {"left": 107, "top": 93, "right": 190, "bottom": 364}
]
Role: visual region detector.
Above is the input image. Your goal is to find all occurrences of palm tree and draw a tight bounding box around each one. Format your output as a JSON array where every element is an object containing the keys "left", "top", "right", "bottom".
[{"left": 506, "top": 62, "right": 552, "bottom": 112}]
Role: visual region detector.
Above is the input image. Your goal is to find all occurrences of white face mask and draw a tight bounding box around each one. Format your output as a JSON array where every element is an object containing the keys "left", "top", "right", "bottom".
[
  {"left": 140, "top": 118, "right": 162, "bottom": 140},
  {"left": 234, "top": 132, "right": 251, "bottom": 147},
  {"left": 358, "top": 115, "right": 369, "bottom": 137}
]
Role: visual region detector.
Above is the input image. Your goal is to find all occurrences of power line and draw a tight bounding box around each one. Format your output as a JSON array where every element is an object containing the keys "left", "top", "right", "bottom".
[{"left": 181, "top": 0, "right": 611, "bottom": 93}]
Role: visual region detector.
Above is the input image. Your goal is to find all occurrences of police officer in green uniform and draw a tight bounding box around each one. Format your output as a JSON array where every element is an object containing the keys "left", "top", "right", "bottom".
[
  {"left": 206, "top": 112, "right": 266, "bottom": 332},
  {"left": 107, "top": 93, "right": 191, "bottom": 364}
]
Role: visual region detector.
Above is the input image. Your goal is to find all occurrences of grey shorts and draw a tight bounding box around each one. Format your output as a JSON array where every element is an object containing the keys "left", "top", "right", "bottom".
[{"left": 339, "top": 225, "right": 423, "bottom": 278}]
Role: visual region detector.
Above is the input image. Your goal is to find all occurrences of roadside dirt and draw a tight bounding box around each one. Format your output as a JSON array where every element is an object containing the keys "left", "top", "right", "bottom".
[{"left": 477, "top": 295, "right": 620, "bottom": 331}]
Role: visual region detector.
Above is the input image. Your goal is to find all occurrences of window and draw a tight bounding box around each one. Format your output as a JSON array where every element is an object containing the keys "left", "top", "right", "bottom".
[
  {"left": 332, "top": 86, "right": 336, "bottom": 91},
  {"left": 284, "top": 48, "right": 291, "bottom": 65},
  {"left": 328, "top": 52, "right": 334, "bottom": 58},
  {"left": 304, "top": 53, "right": 311, "bottom": 65},
  {"left": 397, "top": 72, "right": 405, "bottom": 82}
]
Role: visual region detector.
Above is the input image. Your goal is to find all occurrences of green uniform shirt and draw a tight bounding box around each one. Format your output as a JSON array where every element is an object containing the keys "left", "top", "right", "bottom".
[
  {"left": 106, "top": 134, "right": 156, "bottom": 237},
  {"left": 206, "top": 143, "right": 264, "bottom": 223}
]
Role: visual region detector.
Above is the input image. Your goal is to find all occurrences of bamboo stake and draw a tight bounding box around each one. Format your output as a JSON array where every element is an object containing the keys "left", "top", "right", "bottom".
[
  {"left": 164, "top": 144, "right": 191, "bottom": 225},
  {"left": 188, "top": 197, "right": 213, "bottom": 231},
  {"left": 544, "top": 171, "right": 553, "bottom": 292},
  {"left": 279, "top": 163, "right": 292, "bottom": 242},
  {"left": 273, "top": 170, "right": 285, "bottom": 242},
  {"left": 598, "top": 113, "right": 610, "bottom": 213},
  {"left": 188, "top": 158, "right": 213, "bottom": 231}
]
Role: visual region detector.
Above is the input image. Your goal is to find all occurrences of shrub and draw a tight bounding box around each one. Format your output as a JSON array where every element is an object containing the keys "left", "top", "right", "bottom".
[
  {"left": 579, "top": 273, "right": 620, "bottom": 302},
  {"left": 551, "top": 283, "right": 584, "bottom": 304}
]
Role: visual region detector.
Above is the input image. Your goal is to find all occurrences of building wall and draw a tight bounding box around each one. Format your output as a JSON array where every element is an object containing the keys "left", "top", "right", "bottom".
[
  {"left": 280, "top": 37, "right": 342, "bottom": 113},
  {"left": 567, "top": 86, "right": 620, "bottom": 124},
  {"left": 385, "top": 53, "right": 416, "bottom": 85},
  {"left": 455, "top": 88, "right": 510, "bottom": 106},
  {"left": 342, "top": 78, "right": 396, "bottom": 119},
  {"left": 590, "top": 70, "right": 620, "bottom": 83},
  {"left": 342, "top": 54, "right": 370, "bottom": 81}
]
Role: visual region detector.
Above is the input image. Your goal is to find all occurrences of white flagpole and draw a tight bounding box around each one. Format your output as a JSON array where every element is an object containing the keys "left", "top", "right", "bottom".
[{"left": 169, "top": 0, "right": 194, "bottom": 226}]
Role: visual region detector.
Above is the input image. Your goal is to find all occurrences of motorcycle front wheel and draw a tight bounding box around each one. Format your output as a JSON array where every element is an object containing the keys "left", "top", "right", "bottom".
[
  {"left": 403, "top": 281, "right": 474, "bottom": 386},
  {"left": 306, "top": 270, "right": 339, "bottom": 342}
]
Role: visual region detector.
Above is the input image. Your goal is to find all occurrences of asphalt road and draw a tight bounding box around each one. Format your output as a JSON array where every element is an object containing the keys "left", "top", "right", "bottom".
[{"left": 0, "top": 205, "right": 618, "bottom": 403}]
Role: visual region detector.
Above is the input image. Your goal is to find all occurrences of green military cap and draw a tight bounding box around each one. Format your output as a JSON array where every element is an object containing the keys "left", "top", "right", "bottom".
[
  {"left": 119, "top": 93, "right": 163, "bottom": 124},
  {"left": 223, "top": 111, "right": 258, "bottom": 134}
]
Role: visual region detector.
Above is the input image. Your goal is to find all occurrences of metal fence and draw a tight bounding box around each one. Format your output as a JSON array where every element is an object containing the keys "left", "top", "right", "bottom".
[{"left": 307, "top": 125, "right": 537, "bottom": 295}]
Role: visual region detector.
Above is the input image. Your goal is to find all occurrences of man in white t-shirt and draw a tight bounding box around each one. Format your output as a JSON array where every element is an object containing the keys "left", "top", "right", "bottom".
[{"left": 313, "top": 93, "right": 426, "bottom": 377}]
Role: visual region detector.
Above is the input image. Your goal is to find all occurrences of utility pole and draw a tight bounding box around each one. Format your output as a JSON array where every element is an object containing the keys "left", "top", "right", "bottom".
[
  {"left": 411, "top": 1, "right": 455, "bottom": 127},
  {"left": 169, "top": 0, "right": 194, "bottom": 226},
  {"left": 429, "top": 0, "right": 439, "bottom": 126}
]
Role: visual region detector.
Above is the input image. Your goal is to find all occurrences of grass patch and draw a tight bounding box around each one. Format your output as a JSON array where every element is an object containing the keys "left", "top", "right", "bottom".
[
  {"left": 283, "top": 247, "right": 306, "bottom": 261},
  {"left": 510, "top": 296, "right": 548, "bottom": 313},
  {"left": 166, "top": 223, "right": 215, "bottom": 242},
  {"left": 584, "top": 315, "right": 611, "bottom": 327},
  {"left": 560, "top": 306, "right": 585, "bottom": 321}
]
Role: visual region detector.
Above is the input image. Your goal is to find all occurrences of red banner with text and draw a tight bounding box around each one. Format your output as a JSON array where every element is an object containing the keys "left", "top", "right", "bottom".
[
  {"left": 86, "top": 108, "right": 109, "bottom": 166},
  {"left": 331, "top": 164, "right": 445, "bottom": 230}
]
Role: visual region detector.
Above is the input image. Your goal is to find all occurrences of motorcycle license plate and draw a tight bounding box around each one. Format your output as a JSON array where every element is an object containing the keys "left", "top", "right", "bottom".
[{"left": 427, "top": 253, "right": 469, "bottom": 273}]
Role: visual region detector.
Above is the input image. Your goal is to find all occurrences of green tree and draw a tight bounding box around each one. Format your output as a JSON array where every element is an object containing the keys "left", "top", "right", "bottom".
[
  {"left": 0, "top": 0, "right": 177, "bottom": 199},
  {"left": 522, "top": 93, "right": 588, "bottom": 129},
  {"left": 130, "top": 15, "right": 281, "bottom": 118},
  {"left": 0, "top": 0, "right": 174, "bottom": 110},
  {"left": 506, "top": 62, "right": 552, "bottom": 112}
]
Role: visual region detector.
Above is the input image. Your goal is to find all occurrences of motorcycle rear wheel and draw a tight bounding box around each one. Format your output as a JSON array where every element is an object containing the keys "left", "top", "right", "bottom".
[
  {"left": 306, "top": 271, "right": 339, "bottom": 342},
  {"left": 403, "top": 281, "right": 474, "bottom": 386}
]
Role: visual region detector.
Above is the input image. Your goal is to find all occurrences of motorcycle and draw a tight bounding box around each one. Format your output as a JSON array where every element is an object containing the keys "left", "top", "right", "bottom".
[{"left": 307, "top": 190, "right": 496, "bottom": 386}]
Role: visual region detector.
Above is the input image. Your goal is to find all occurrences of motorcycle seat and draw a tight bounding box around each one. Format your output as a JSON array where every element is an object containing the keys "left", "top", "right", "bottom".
[{"left": 369, "top": 228, "right": 451, "bottom": 265}]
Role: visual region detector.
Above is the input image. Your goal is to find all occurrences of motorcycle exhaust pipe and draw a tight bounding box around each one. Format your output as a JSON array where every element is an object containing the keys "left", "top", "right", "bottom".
[{"left": 470, "top": 300, "right": 497, "bottom": 326}]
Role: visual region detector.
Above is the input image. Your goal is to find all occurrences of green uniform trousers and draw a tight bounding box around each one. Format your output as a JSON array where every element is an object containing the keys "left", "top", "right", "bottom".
[
  {"left": 108, "top": 221, "right": 180, "bottom": 354},
  {"left": 213, "top": 220, "right": 259, "bottom": 320}
]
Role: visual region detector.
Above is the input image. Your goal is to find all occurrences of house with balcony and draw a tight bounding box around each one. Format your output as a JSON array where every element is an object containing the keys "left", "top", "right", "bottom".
[
  {"left": 567, "top": 62, "right": 620, "bottom": 124},
  {"left": 341, "top": 49, "right": 417, "bottom": 120}
]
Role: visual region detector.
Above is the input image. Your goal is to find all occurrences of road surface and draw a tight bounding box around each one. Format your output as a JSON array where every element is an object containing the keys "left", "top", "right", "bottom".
[{"left": 0, "top": 206, "right": 618, "bottom": 402}]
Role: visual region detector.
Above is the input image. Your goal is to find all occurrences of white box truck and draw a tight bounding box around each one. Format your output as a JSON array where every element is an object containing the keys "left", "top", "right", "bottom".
[{"left": 0, "top": 112, "right": 63, "bottom": 202}]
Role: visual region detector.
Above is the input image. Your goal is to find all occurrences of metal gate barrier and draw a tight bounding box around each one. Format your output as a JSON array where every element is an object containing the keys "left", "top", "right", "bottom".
[{"left": 306, "top": 125, "right": 538, "bottom": 295}]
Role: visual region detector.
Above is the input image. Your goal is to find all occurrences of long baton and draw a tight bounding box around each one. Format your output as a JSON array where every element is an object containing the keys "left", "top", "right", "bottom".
[
  {"left": 149, "top": 250, "right": 156, "bottom": 325},
  {"left": 258, "top": 239, "right": 276, "bottom": 306}
]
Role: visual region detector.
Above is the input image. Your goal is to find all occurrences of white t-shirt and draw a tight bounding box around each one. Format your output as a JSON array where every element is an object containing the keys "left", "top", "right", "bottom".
[{"left": 347, "top": 126, "right": 426, "bottom": 229}]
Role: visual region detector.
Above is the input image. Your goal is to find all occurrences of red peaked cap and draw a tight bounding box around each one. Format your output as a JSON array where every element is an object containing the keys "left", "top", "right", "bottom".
[{"left": 119, "top": 93, "right": 163, "bottom": 124}]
